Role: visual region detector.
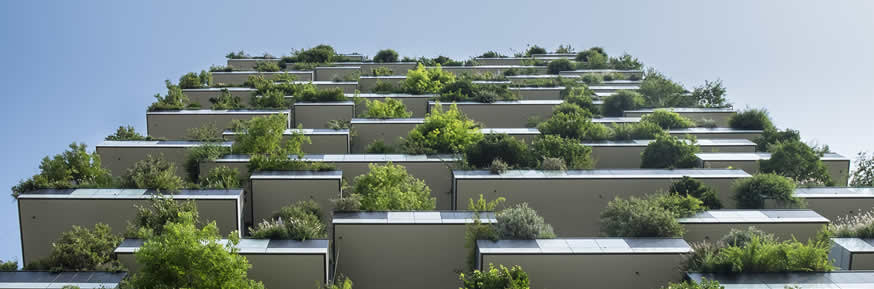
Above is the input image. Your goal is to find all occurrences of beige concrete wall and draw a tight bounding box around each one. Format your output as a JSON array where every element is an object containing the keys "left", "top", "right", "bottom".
[
  {"left": 702, "top": 159, "right": 849, "bottom": 186},
  {"left": 851, "top": 253, "right": 874, "bottom": 270},
  {"left": 293, "top": 103, "right": 355, "bottom": 129},
  {"left": 826, "top": 159, "right": 851, "bottom": 186},
  {"left": 355, "top": 95, "right": 432, "bottom": 117},
  {"left": 590, "top": 144, "right": 754, "bottom": 169},
  {"left": 350, "top": 121, "right": 419, "bottom": 153},
  {"left": 625, "top": 111, "right": 736, "bottom": 128},
  {"left": 226, "top": 59, "right": 281, "bottom": 71},
  {"left": 97, "top": 146, "right": 191, "bottom": 179},
  {"left": 559, "top": 70, "right": 645, "bottom": 79},
  {"left": 795, "top": 198, "right": 874, "bottom": 221},
  {"left": 334, "top": 224, "right": 468, "bottom": 289},
  {"left": 681, "top": 222, "right": 826, "bottom": 244},
  {"left": 183, "top": 88, "right": 255, "bottom": 108},
  {"left": 441, "top": 66, "right": 547, "bottom": 76},
  {"left": 212, "top": 71, "right": 313, "bottom": 85},
  {"left": 454, "top": 177, "right": 743, "bottom": 236},
  {"left": 250, "top": 177, "right": 341, "bottom": 222},
  {"left": 18, "top": 198, "right": 239, "bottom": 265},
  {"left": 313, "top": 82, "right": 358, "bottom": 94},
  {"left": 510, "top": 87, "right": 563, "bottom": 100},
  {"left": 147, "top": 111, "right": 289, "bottom": 140},
  {"left": 314, "top": 67, "right": 360, "bottom": 82},
  {"left": 473, "top": 58, "right": 529, "bottom": 66},
  {"left": 432, "top": 102, "right": 558, "bottom": 128},
  {"left": 335, "top": 63, "right": 417, "bottom": 76},
  {"left": 670, "top": 131, "right": 762, "bottom": 141},
  {"left": 481, "top": 253, "right": 685, "bottom": 289},
  {"left": 358, "top": 77, "right": 405, "bottom": 92}
]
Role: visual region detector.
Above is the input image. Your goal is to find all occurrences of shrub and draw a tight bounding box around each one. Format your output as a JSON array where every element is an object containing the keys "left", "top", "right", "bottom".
[
  {"left": 106, "top": 125, "right": 150, "bottom": 141},
  {"left": 600, "top": 195, "right": 685, "bottom": 237},
  {"left": 351, "top": 163, "right": 436, "bottom": 211},
  {"left": 610, "top": 121, "right": 666, "bottom": 141},
  {"left": 692, "top": 79, "right": 730, "bottom": 108},
  {"left": 537, "top": 110, "right": 611, "bottom": 141},
  {"left": 186, "top": 122, "right": 222, "bottom": 141},
  {"left": 720, "top": 226, "right": 776, "bottom": 247},
  {"left": 641, "top": 109, "right": 696, "bottom": 129},
  {"left": 232, "top": 114, "right": 305, "bottom": 156},
  {"left": 209, "top": 64, "right": 233, "bottom": 72},
  {"left": 372, "top": 80, "right": 400, "bottom": 93},
  {"left": 402, "top": 64, "right": 456, "bottom": 94},
  {"left": 439, "top": 80, "right": 517, "bottom": 103},
  {"left": 24, "top": 223, "right": 122, "bottom": 271},
  {"left": 226, "top": 50, "right": 250, "bottom": 59},
  {"left": 291, "top": 44, "right": 336, "bottom": 63},
  {"left": 495, "top": 203, "right": 555, "bottom": 239},
  {"left": 178, "top": 72, "right": 209, "bottom": 89},
  {"left": 250, "top": 201, "right": 326, "bottom": 240},
  {"left": 184, "top": 143, "right": 231, "bottom": 182},
  {"left": 760, "top": 140, "right": 834, "bottom": 186},
  {"left": 754, "top": 127, "right": 800, "bottom": 151},
  {"left": 373, "top": 49, "right": 399, "bottom": 63},
  {"left": 639, "top": 69, "right": 693, "bottom": 107},
  {"left": 209, "top": 88, "right": 243, "bottom": 110},
  {"left": 370, "top": 66, "right": 393, "bottom": 76},
  {"left": 297, "top": 86, "right": 347, "bottom": 102},
  {"left": 851, "top": 151, "right": 874, "bottom": 187},
  {"left": 531, "top": 135, "right": 594, "bottom": 169},
  {"left": 546, "top": 59, "right": 574, "bottom": 74},
  {"left": 563, "top": 87, "right": 599, "bottom": 114},
  {"left": 459, "top": 264, "right": 530, "bottom": 289},
  {"left": 199, "top": 166, "right": 241, "bottom": 189},
  {"left": 602, "top": 72, "right": 625, "bottom": 81},
  {"left": 524, "top": 45, "right": 547, "bottom": 56},
  {"left": 465, "top": 134, "right": 533, "bottom": 169},
  {"left": 489, "top": 159, "right": 510, "bottom": 174},
  {"left": 697, "top": 118, "right": 718, "bottom": 129},
  {"left": 0, "top": 260, "right": 16, "bottom": 271},
  {"left": 575, "top": 47, "right": 607, "bottom": 62},
  {"left": 121, "top": 155, "right": 185, "bottom": 192},
  {"left": 649, "top": 193, "right": 707, "bottom": 218},
  {"left": 609, "top": 53, "right": 644, "bottom": 70},
  {"left": 148, "top": 80, "right": 196, "bottom": 111},
  {"left": 733, "top": 173, "right": 801, "bottom": 209},
  {"left": 11, "top": 143, "right": 114, "bottom": 198},
  {"left": 480, "top": 51, "right": 506, "bottom": 58},
  {"left": 125, "top": 196, "right": 199, "bottom": 238},
  {"left": 729, "top": 108, "right": 774, "bottom": 130},
  {"left": 539, "top": 157, "right": 567, "bottom": 170},
  {"left": 580, "top": 74, "right": 603, "bottom": 85},
  {"left": 251, "top": 89, "right": 289, "bottom": 109},
  {"left": 662, "top": 279, "right": 723, "bottom": 289},
  {"left": 640, "top": 134, "right": 700, "bottom": 169},
  {"left": 253, "top": 61, "right": 280, "bottom": 72},
  {"left": 402, "top": 103, "right": 483, "bottom": 154},
  {"left": 602, "top": 90, "right": 645, "bottom": 117},
  {"left": 364, "top": 140, "right": 398, "bottom": 154},
  {"left": 332, "top": 194, "right": 363, "bottom": 212},
  {"left": 685, "top": 235, "right": 834, "bottom": 273},
  {"left": 670, "top": 176, "right": 723, "bottom": 209},
  {"left": 362, "top": 98, "right": 412, "bottom": 118}
]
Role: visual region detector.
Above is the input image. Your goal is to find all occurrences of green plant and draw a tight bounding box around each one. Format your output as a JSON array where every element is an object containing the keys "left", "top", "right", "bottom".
[
  {"left": 729, "top": 108, "right": 774, "bottom": 130},
  {"left": 640, "top": 134, "right": 700, "bottom": 169},
  {"left": 459, "top": 264, "right": 530, "bottom": 289},
  {"left": 580, "top": 74, "right": 603, "bottom": 85},
  {"left": 610, "top": 121, "right": 666, "bottom": 141},
  {"left": 760, "top": 140, "right": 834, "bottom": 186},
  {"left": 697, "top": 118, "right": 719, "bottom": 129},
  {"left": 0, "top": 260, "right": 16, "bottom": 271},
  {"left": 600, "top": 195, "right": 686, "bottom": 237},
  {"left": 253, "top": 61, "right": 280, "bottom": 72},
  {"left": 321, "top": 275, "right": 354, "bottom": 289},
  {"left": 210, "top": 88, "right": 243, "bottom": 109},
  {"left": 332, "top": 194, "right": 362, "bottom": 211},
  {"left": 754, "top": 127, "right": 800, "bottom": 151},
  {"left": 184, "top": 143, "right": 231, "bottom": 182},
  {"left": 641, "top": 109, "right": 696, "bottom": 129},
  {"left": 362, "top": 98, "right": 412, "bottom": 118},
  {"left": 489, "top": 159, "right": 510, "bottom": 174},
  {"left": 693, "top": 79, "right": 730, "bottom": 108},
  {"left": 670, "top": 176, "right": 723, "bottom": 209},
  {"left": 252, "top": 89, "right": 289, "bottom": 109},
  {"left": 495, "top": 203, "right": 556, "bottom": 239},
  {"left": 465, "top": 134, "right": 533, "bottom": 169},
  {"left": 546, "top": 59, "right": 574, "bottom": 74},
  {"left": 11, "top": 143, "right": 114, "bottom": 198},
  {"left": 121, "top": 155, "right": 185, "bottom": 192},
  {"left": 226, "top": 50, "right": 250, "bottom": 59},
  {"left": 662, "top": 279, "right": 723, "bottom": 289},
  {"left": 602, "top": 72, "right": 625, "bottom": 81},
  {"left": 106, "top": 125, "right": 152, "bottom": 141},
  {"left": 199, "top": 166, "right": 241, "bottom": 189},
  {"left": 851, "top": 151, "right": 874, "bottom": 186},
  {"left": 125, "top": 196, "right": 199, "bottom": 238},
  {"left": 209, "top": 64, "right": 233, "bottom": 72},
  {"left": 24, "top": 223, "right": 123, "bottom": 272},
  {"left": 531, "top": 134, "right": 594, "bottom": 169},
  {"left": 721, "top": 226, "right": 776, "bottom": 247},
  {"left": 685, "top": 235, "right": 834, "bottom": 273},
  {"left": 479, "top": 51, "right": 506, "bottom": 58},
  {"left": 402, "top": 64, "right": 456, "bottom": 94},
  {"left": 733, "top": 173, "right": 802, "bottom": 209},
  {"left": 351, "top": 163, "right": 436, "bottom": 211},
  {"left": 524, "top": 45, "right": 547, "bottom": 56},
  {"left": 564, "top": 87, "right": 599, "bottom": 114},
  {"left": 297, "top": 86, "right": 347, "bottom": 102},
  {"left": 829, "top": 208, "right": 874, "bottom": 238},
  {"left": 537, "top": 109, "right": 611, "bottom": 141},
  {"left": 290, "top": 44, "right": 336, "bottom": 63},
  {"left": 178, "top": 72, "right": 211, "bottom": 89},
  {"left": 650, "top": 193, "right": 707, "bottom": 218},
  {"left": 609, "top": 53, "right": 644, "bottom": 70},
  {"left": 539, "top": 157, "right": 567, "bottom": 170},
  {"left": 370, "top": 66, "right": 393, "bottom": 76},
  {"left": 233, "top": 114, "right": 303, "bottom": 156},
  {"left": 372, "top": 80, "right": 400, "bottom": 93},
  {"left": 602, "top": 90, "right": 645, "bottom": 117},
  {"left": 575, "top": 47, "right": 607, "bottom": 62},
  {"left": 373, "top": 49, "right": 399, "bottom": 63},
  {"left": 187, "top": 122, "right": 223, "bottom": 141},
  {"left": 402, "top": 103, "right": 483, "bottom": 154},
  {"left": 464, "top": 195, "right": 504, "bottom": 270},
  {"left": 439, "top": 79, "right": 517, "bottom": 103},
  {"left": 639, "top": 69, "right": 693, "bottom": 107},
  {"left": 250, "top": 201, "right": 326, "bottom": 240},
  {"left": 148, "top": 80, "right": 197, "bottom": 111}
]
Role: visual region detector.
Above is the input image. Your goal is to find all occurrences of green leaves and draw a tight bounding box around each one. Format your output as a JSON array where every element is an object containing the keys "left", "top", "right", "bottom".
[
  {"left": 641, "top": 109, "right": 696, "bottom": 129},
  {"left": 352, "top": 163, "right": 435, "bottom": 211},
  {"left": 600, "top": 193, "right": 702, "bottom": 237},
  {"left": 403, "top": 103, "right": 482, "bottom": 154},
  {"left": 12, "top": 143, "right": 114, "bottom": 198},
  {"left": 851, "top": 151, "right": 874, "bottom": 186},
  {"left": 361, "top": 98, "right": 411, "bottom": 119},
  {"left": 640, "top": 134, "right": 700, "bottom": 169},
  {"left": 730, "top": 108, "right": 774, "bottom": 130},
  {"left": 494, "top": 203, "right": 556, "bottom": 240},
  {"left": 760, "top": 140, "right": 834, "bottom": 186},
  {"left": 249, "top": 200, "right": 326, "bottom": 240},
  {"left": 402, "top": 64, "right": 456, "bottom": 95},
  {"left": 25, "top": 223, "right": 122, "bottom": 272},
  {"left": 459, "top": 263, "right": 530, "bottom": 289},
  {"left": 686, "top": 235, "right": 834, "bottom": 273},
  {"left": 105, "top": 125, "right": 150, "bottom": 141},
  {"left": 733, "top": 173, "right": 801, "bottom": 209},
  {"left": 121, "top": 155, "right": 184, "bottom": 192},
  {"left": 602, "top": 90, "right": 645, "bottom": 117},
  {"left": 373, "top": 49, "right": 399, "bottom": 63}
]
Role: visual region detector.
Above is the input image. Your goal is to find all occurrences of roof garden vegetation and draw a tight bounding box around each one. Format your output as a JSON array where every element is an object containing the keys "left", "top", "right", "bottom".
[
  {"left": 198, "top": 166, "right": 242, "bottom": 189},
  {"left": 250, "top": 200, "right": 326, "bottom": 240},
  {"left": 24, "top": 223, "right": 123, "bottom": 272},
  {"left": 209, "top": 88, "right": 243, "bottom": 110},
  {"left": 600, "top": 193, "right": 707, "bottom": 237},
  {"left": 760, "top": 140, "right": 834, "bottom": 186},
  {"left": 602, "top": 90, "right": 645, "bottom": 117},
  {"left": 438, "top": 79, "right": 518, "bottom": 103},
  {"left": 459, "top": 263, "right": 531, "bottom": 289},
  {"left": 125, "top": 196, "right": 199, "bottom": 239},
  {"left": 729, "top": 108, "right": 773, "bottom": 130},
  {"left": 253, "top": 61, "right": 280, "bottom": 72},
  {"left": 851, "top": 151, "right": 874, "bottom": 186},
  {"left": 494, "top": 203, "right": 556, "bottom": 240},
  {"left": 640, "top": 134, "right": 700, "bottom": 169},
  {"left": 121, "top": 155, "right": 185, "bottom": 192},
  {"left": 105, "top": 125, "right": 156, "bottom": 141},
  {"left": 611, "top": 121, "right": 667, "bottom": 140},
  {"left": 463, "top": 134, "right": 594, "bottom": 171},
  {"left": 178, "top": 71, "right": 213, "bottom": 89},
  {"left": 148, "top": 80, "right": 200, "bottom": 111},
  {"left": 348, "top": 163, "right": 435, "bottom": 211},
  {"left": 11, "top": 143, "right": 114, "bottom": 198},
  {"left": 828, "top": 208, "right": 874, "bottom": 239},
  {"left": 524, "top": 45, "right": 547, "bottom": 56},
  {"left": 537, "top": 103, "right": 611, "bottom": 141},
  {"left": 229, "top": 115, "right": 334, "bottom": 172},
  {"left": 662, "top": 279, "right": 723, "bottom": 289},
  {"left": 373, "top": 49, "right": 399, "bottom": 63},
  {"left": 185, "top": 143, "right": 232, "bottom": 182},
  {"left": 402, "top": 103, "right": 483, "bottom": 154},
  {"left": 640, "top": 109, "right": 697, "bottom": 129},
  {"left": 733, "top": 173, "right": 803, "bottom": 209},
  {"left": 402, "top": 64, "right": 456, "bottom": 94},
  {"left": 670, "top": 176, "right": 723, "bottom": 209},
  {"left": 0, "top": 260, "right": 15, "bottom": 271},
  {"left": 479, "top": 51, "right": 506, "bottom": 58},
  {"left": 359, "top": 98, "right": 412, "bottom": 119}
]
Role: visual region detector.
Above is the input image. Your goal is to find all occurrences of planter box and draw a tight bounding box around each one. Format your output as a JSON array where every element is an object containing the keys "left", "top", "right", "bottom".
[
  {"left": 473, "top": 57, "right": 531, "bottom": 66},
  {"left": 584, "top": 139, "right": 757, "bottom": 169},
  {"left": 249, "top": 171, "right": 342, "bottom": 223},
  {"left": 350, "top": 118, "right": 422, "bottom": 153},
  {"left": 212, "top": 71, "right": 313, "bottom": 85},
  {"left": 532, "top": 53, "right": 577, "bottom": 59},
  {"left": 223, "top": 128, "right": 350, "bottom": 154},
  {"left": 182, "top": 87, "right": 255, "bottom": 108},
  {"left": 203, "top": 154, "right": 460, "bottom": 209},
  {"left": 309, "top": 81, "right": 358, "bottom": 93},
  {"left": 592, "top": 116, "right": 639, "bottom": 127},
  {"left": 96, "top": 140, "right": 233, "bottom": 179},
  {"left": 559, "top": 69, "right": 645, "bottom": 80},
  {"left": 353, "top": 93, "right": 434, "bottom": 117},
  {"left": 116, "top": 238, "right": 329, "bottom": 289},
  {"left": 440, "top": 65, "right": 547, "bottom": 76},
  {"left": 696, "top": 152, "right": 851, "bottom": 185},
  {"left": 471, "top": 80, "right": 512, "bottom": 85},
  {"left": 589, "top": 85, "right": 641, "bottom": 94},
  {"left": 293, "top": 102, "right": 355, "bottom": 129},
  {"left": 17, "top": 189, "right": 243, "bottom": 265},
  {"left": 625, "top": 108, "right": 737, "bottom": 127},
  {"left": 334, "top": 62, "right": 418, "bottom": 76},
  {"left": 509, "top": 86, "right": 564, "bottom": 100},
  {"left": 669, "top": 127, "right": 763, "bottom": 140},
  {"left": 678, "top": 210, "right": 828, "bottom": 244},
  {"left": 788, "top": 187, "right": 874, "bottom": 221},
  {"left": 481, "top": 128, "right": 541, "bottom": 144},
  {"left": 226, "top": 58, "right": 281, "bottom": 71},
  {"left": 0, "top": 271, "right": 127, "bottom": 289},
  {"left": 358, "top": 75, "right": 405, "bottom": 92},
  {"left": 453, "top": 169, "right": 751, "bottom": 235},
  {"left": 477, "top": 238, "right": 691, "bottom": 289},
  {"left": 506, "top": 74, "right": 580, "bottom": 84},
  {"left": 333, "top": 211, "right": 496, "bottom": 289},
  {"left": 687, "top": 271, "right": 874, "bottom": 288},
  {"left": 147, "top": 109, "right": 289, "bottom": 140},
  {"left": 314, "top": 66, "right": 360, "bottom": 81},
  {"left": 830, "top": 238, "right": 874, "bottom": 270},
  {"left": 429, "top": 100, "right": 561, "bottom": 128}
]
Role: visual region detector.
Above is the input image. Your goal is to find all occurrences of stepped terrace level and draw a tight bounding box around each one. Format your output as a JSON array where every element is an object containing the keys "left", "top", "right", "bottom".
[
  {"left": 696, "top": 152, "right": 851, "bottom": 185},
  {"left": 687, "top": 271, "right": 874, "bottom": 289},
  {"left": 677, "top": 209, "right": 829, "bottom": 243},
  {"left": 96, "top": 140, "right": 233, "bottom": 178},
  {"left": 0, "top": 271, "right": 128, "bottom": 289},
  {"left": 787, "top": 187, "right": 874, "bottom": 220}
]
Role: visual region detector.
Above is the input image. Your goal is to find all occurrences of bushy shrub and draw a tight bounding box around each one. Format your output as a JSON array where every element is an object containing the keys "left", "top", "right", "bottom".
[
  {"left": 754, "top": 127, "right": 800, "bottom": 152},
  {"left": 250, "top": 201, "right": 326, "bottom": 240},
  {"left": 362, "top": 98, "right": 412, "bottom": 118},
  {"left": 524, "top": 45, "right": 547, "bottom": 56},
  {"left": 297, "top": 86, "right": 347, "bottom": 102},
  {"left": 199, "top": 166, "right": 241, "bottom": 189},
  {"left": 0, "top": 260, "right": 16, "bottom": 271},
  {"left": 547, "top": 59, "right": 574, "bottom": 74},
  {"left": 226, "top": 50, "right": 250, "bottom": 59},
  {"left": 670, "top": 176, "right": 723, "bottom": 209},
  {"left": 209, "top": 64, "right": 234, "bottom": 72},
  {"left": 608, "top": 53, "right": 644, "bottom": 70},
  {"left": 253, "top": 61, "right": 280, "bottom": 72},
  {"left": 489, "top": 159, "right": 510, "bottom": 175},
  {"left": 370, "top": 66, "right": 393, "bottom": 76},
  {"left": 555, "top": 44, "right": 574, "bottom": 53},
  {"left": 563, "top": 87, "right": 599, "bottom": 114},
  {"left": 602, "top": 90, "right": 645, "bottom": 117},
  {"left": 851, "top": 151, "right": 874, "bottom": 187},
  {"left": 251, "top": 89, "right": 289, "bottom": 109},
  {"left": 537, "top": 110, "right": 611, "bottom": 141},
  {"left": 495, "top": 203, "right": 556, "bottom": 239},
  {"left": 639, "top": 69, "right": 693, "bottom": 107},
  {"left": 760, "top": 140, "right": 834, "bottom": 186},
  {"left": 291, "top": 44, "right": 336, "bottom": 63},
  {"left": 575, "top": 47, "right": 607, "bottom": 62},
  {"left": 106, "top": 125, "right": 151, "bottom": 141},
  {"left": 580, "top": 74, "right": 603, "bottom": 85},
  {"left": 210, "top": 88, "right": 243, "bottom": 110},
  {"left": 640, "top": 134, "right": 700, "bottom": 169},
  {"left": 459, "top": 264, "right": 530, "bottom": 289},
  {"left": 178, "top": 71, "right": 211, "bottom": 89},
  {"left": 11, "top": 143, "right": 114, "bottom": 198},
  {"left": 24, "top": 223, "right": 122, "bottom": 271},
  {"left": 610, "top": 121, "right": 666, "bottom": 141},
  {"left": 186, "top": 122, "right": 222, "bottom": 141},
  {"left": 402, "top": 64, "right": 456, "bottom": 94},
  {"left": 439, "top": 80, "right": 517, "bottom": 103},
  {"left": 402, "top": 103, "right": 483, "bottom": 154},
  {"left": 372, "top": 80, "right": 400, "bottom": 94},
  {"left": 602, "top": 72, "right": 625, "bottom": 81},
  {"left": 465, "top": 134, "right": 533, "bottom": 169},
  {"left": 692, "top": 79, "right": 730, "bottom": 108},
  {"left": 641, "top": 109, "right": 696, "bottom": 129},
  {"left": 600, "top": 195, "right": 686, "bottom": 237},
  {"left": 662, "top": 279, "right": 723, "bottom": 289},
  {"left": 373, "top": 49, "right": 399, "bottom": 63},
  {"left": 729, "top": 108, "right": 774, "bottom": 130},
  {"left": 148, "top": 80, "right": 196, "bottom": 111},
  {"left": 121, "top": 155, "right": 185, "bottom": 192},
  {"left": 232, "top": 114, "right": 305, "bottom": 156},
  {"left": 332, "top": 194, "right": 363, "bottom": 212},
  {"left": 733, "top": 173, "right": 801, "bottom": 209},
  {"left": 530, "top": 135, "right": 594, "bottom": 169},
  {"left": 479, "top": 51, "right": 506, "bottom": 58},
  {"left": 539, "top": 157, "right": 567, "bottom": 171},
  {"left": 126, "top": 196, "right": 199, "bottom": 238},
  {"left": 351, "top": 163, "right": 436, "bottom": 211},
  {"left": 364, "top": 140, "right": 398, "bottom": 154},
  {"left": 720, "top": 226, "right": 776, "bottom": 247},
  {"left": 184, "top": 143, "right": 231, "bottom": 182},
  {"left": 685, "top": 235, "right": 834, "bottom": 273}
]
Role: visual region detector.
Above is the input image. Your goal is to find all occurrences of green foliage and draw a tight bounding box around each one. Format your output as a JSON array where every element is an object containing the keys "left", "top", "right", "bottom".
[
  {"left": 121, "top": 155, "right": 184, "bottom": 192},
  {"left": 602, "top": 72, "right": 626, "bottom": 81},
  {"left": 148, "top": 80, "right": 196, "bottom": 111},
  {"left": 640, "top": 134, "right": 700, "bottom": 169},
  {"left": 402, "top": 64, "right": 456, "bottom": 94},
  {"left": 685, "top": 235, "right": 834, "bottom": 273},
  {"left": 721, "top": 226, "right": 776, "bottom": 247},
  {"left": 253, "top": 61, "right": 280, "bottom": 72},
  {"left": 580, "top": 74, "right": 603, "bottom": 85},
  {"left": 851, "top": 151, "right": 874, "bottom": 186},
  {"left": 670, "top": 176, "right": 723, "bottom": 209},
  {"left": 0, "top": 260, "right": 16, "bottom": 271},
  {"left": 250, "top": 201, "right": 326, "bottom": 240},
  {"left": 297, "top": 86, "right": 347, "bottom": 102},
  {"left": 233, "top": 114, "right": 303, "bottom": 156},
  {"left": 209, "top": 64, "right": 234, "bottom": 72},
  {"left": 439, "top": 79, "right": 517, "bottom": 103},
  {"left": 730, "top": 108, "right": 774, "bottom": 130},
  {"left": 290, "top": 44, "right": 336, "bottom": 63},
  {"left": 361, "top": 98, "right": 412, "bottom": 118},
  {"left": 489, "top": 159, "right": 510, "bottom": 174},
  {"left": 373, "top": 49, "right": 399, "bottom": 63},
  {"left": 364, "top": 140, "right": 398, "bottom": 154},
  {"left": 641, "top": 109, "right": 696, "bottom": 129},
  {"left": 322, "top": 275, "right": 354, "bottom": 289},
  {"left": 226, "top": 50, "right": 250, "bottom": 59},
  {"left": 184, "top": 143, "right": 231, "bottom": 182},
  {"left": 649, "top": 193, "right": 707, "bottom": 218},
  {"left": 199, "top": 166, "right": 241, "bottom": 189},
  {"left": 563, "top": 86, "right": 599, "bottom": 114},
  {"left": 127, "top": 213, "right": 264, "bottom": 289},
  {"left": 693, "top": 79, "right": 730, "bottom": 108},
  {"left": 537, "top": 108, "right": 611, "bottom": 141},
  {"left": 610, "top": 121, "right": 666, "bottom": 141},
  {"left": 575, "top": 47, "right": 607, "bottom": 62},
  {"left": 12, "top": 143, "right": 114, "bottom": 198},
  {"left": 600, "top": 194, "right": 687, "bottom": 237},
  {"left": 760, "top": 140, "right": 834, "bottom": 186},
  {"left": 178, "top": 72, "right": 211, "bottom": 89},
  {"left": 251, "top": 90, "right": 290, "bottom": 109},
  {"left": 662, "top": 279, "right": 723, "bottom": 289},
  {"left": 531, "top": 135, "right": 594, "bottom": 169},
  {"left": 829, "top": 208, "right": 874, "bottom": 238},
  {"left": 370, "top": 66, "right": 393, "bottom": 76},
  {"left": 106, "top": 125, "right": 151, "bottom": 141},
  {"left": 464, "top": 195, "right": 504, "bottom": 270},
  {"left": 332, "top": 194, "right": 363, "bottom": 212},
  {"left": 495, "top": 203, "right": 556, "bottom": 239},
  {"left": 754, "top": 127, "right": 800, "bottom": 151},
  {"left": 733, "top": 173, "right": 801, "bottom": 209},
  {"left": 210, "top": 88, "right": 243, "bottom": 109},
  {"left": 480, "top": 51, "right": 506, "bottom": 58},
  {"left": 126, "top": 196, "right": 199, "bottom": 239},
  {"left": 25, "top": 223, "right": 123, "bottom": 271},
  {"left": 372, "top": 80, "right": 400, "bottom": 94},
  {"left": 639, "top": 69, "right": 693, "bottom": 107},
  {"left": 609, "top": 53, "right": 644, "bottom": 70},
  {"left": 402, "top": 103, "right": 483, "bottom": 154},
  {"left": 546, "top": 59, "right": 574, "bottom": 74},
  {"left": 351, "top": 163, "right": 436, "bottom": 211},
  {"left": 524, "top": 45, "right": 547, "bottom": 56},
  {"left": 186, "top": 122, "right": 223, "bottom": 141},
  {"left": 602, "top": 90, "right": 645, "bottom": 117},
  {"left": 459, "top": 264, "right": 530, "bottom": 289},
  {"left": 464, "top": 134, "right": 533, "bottom": 169}
]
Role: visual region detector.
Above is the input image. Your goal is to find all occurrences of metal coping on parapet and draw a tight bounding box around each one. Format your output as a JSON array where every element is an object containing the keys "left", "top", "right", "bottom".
[
  {"left": 451, "top": 169, "right": 751, "bottom": 179},
  {"left": 477, "top": 238, "right": 692, "bottom": 254},
  {"left": 215, "top": 154, "right": 460, "bottom": 163},
  {"left": 480, "top": 128, "right": 541, "bottom": 135},
  {"left": 350, "top": 118, "right": 425, "bottom": 124},
  {"left": 16, "top": 188, "right": 243, "bottom": 199},
  {"left": 695, "top": 152, "right": 849, "bottom": 161},
  {"left": 332, "top": 211, "right": 497, "bottom": 225},
  {"left": 145, "top": 109, "right": 290, "bottom": 115},
  {"left": 0, "top": 271, "right": 127, "bottom": 287},
  {"left": 250, "top": 170, "right": 343, "bottom": 180},
  {"left": 114, "top": 238, "right": 330, "bottom": 255},
  {"left": 97, "top": 140, "right": 234, "bottom": 148},
  {"left": 677, "top": 209, "right": 829, "bottom": 224},
  {"left": 428, "top": 100, "right": 563, "bottom": 105},
  {"left": 581, "top": 139, "right": 756, "bottom": 147},
  {"left": 687, "top": 271, "right": 874, "bottom": 287},
  {"left": 293, "top": 101, "right": 355, "bottom": 106},
  {"left": 795, "top": 187, "right": 874, "bottom": 198}
]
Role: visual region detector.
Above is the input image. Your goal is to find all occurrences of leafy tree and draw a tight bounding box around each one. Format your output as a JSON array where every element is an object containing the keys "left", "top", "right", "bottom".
[
  {"left": 12, "top": 143, "right": 114, "bottom": 198},
  {"left": 610, "top": 121, "right": 666, "bottom": 141},
  {"left": 640, "top": 134, "right": 700, "bottom": 168},
  {"left": 670, "top": 176, "right": 723, "bottom": 209},
  {"left": 0, "top": 260, "right": 17, "bottom": 271},
  {"left": 121, "top": 155, "right": 185, "bottom": 192},
  {"left": 531, "top": 135, "right": 594, "bottom": 169},
  {"left": 178, "top": 72, "right": 205, "bottom": 89},
  {"left": 127, "top": 213, "right": 264, "bottom": 289},
  {"left": 459, "top": 264, "right": 530, "bottom": 289},
  {"left": 729, "top": 108, "right": 774, "bottom": 130},
  {"left": 575, "top": 47, "right": 607, "bottom": 62},
  {"left": 106, "top": 125, "right": 151, "bottom": 141},
  {"left": 291, "top": 44, "right": 336, "bottom": 63},
  {"left": 608, "top": 53, "right": 644, "bottom": 70},
  {"left": 226, "top": 50, "right": 250, "bottom": 59},
  {"left": 851, "top": 151, "right": 874, "bottom": 186},
  {"left": 524, "top": 45, "right": 547, "bottom": 56},
  {"left": 352, "top": 163, "right": 436, "bottom": 211},
  {"left": 184, "top": 143, "right": 231, "bottom": 182},
  {"left": 24, "top": 223, "right": 123, "bottom": 271},
  {"left": 563, "top": 87, "right": 599, "bottom": 114},
  {"left": 692, "top": 79, "right": 730, "bottom": 108},
  {"left": 402, "top": 64, "right": 456, "bottom": 94},
  {"left": 641, "top": 109, "right": 696, "bottom": 129},
  {"left": 373, "top": 49, "right": 399, "bottom": 63},
  {"left": 754, "top": 127, "right": 800, "bottom": 151},
  {"left": 602, "top": 90, "right": 645, "bottom": 117},
  {"left": 639, "top": 69, "right": 692, "bottom": 107},
  {"left": 361, "top": 98, "right": 412, "bottom": 118},
  {"left": 199, "top": 166, "right": 241, "bottom": 189},
  {"left": 537, "top": 109, "right": 611, "bottom": 141},
  {"left": 546, "top": 59, "right": 574, "bottom": 74},
  {"left": 148, "top": 80, "right": 195, "bottom": 111},
  {"left": 126, "top": 196, "right": 199, "bottom": 238},
  {"left": 733, "top": 173, "right": 801, "bottom": 209},
  {"left": 210, "top": 88, "right": 243, "bottom": 110},
  {"left": 760, "top": 140, "right": 834, "bottom": 186},
  {"left": 253, "top": 61, "right": 280, "bottom": 72},
  {"left": 600, "top": 194, "right": 687, "bottom": 237},
  {"left": 684, "top": 235, "right": 834, "bottom": 273},
  {"left": 495, "top": 203, "right": 556, "bottom": 239},
  {"left": 250, "top": 201, "right": 326, "bottom": 240},
  {"left": 439, "top": 79, "right": 516, "bottom": 103},
  {"left": 464, "top": 134, "right": 533, "bottom": 169},
  {"left": 252, "top": 89, "right": 290, "bottom": 109},
  {"left": 402, "top": 103, "right": 483, "bottom": 154}
]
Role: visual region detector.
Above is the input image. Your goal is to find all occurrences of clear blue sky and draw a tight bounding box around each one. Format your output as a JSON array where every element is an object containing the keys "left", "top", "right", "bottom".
[{"left": 1, "top": 0, "right": 872, "bottom": 263}]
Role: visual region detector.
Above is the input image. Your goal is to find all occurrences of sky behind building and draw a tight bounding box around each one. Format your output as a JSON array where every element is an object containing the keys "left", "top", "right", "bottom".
[{"left": 1, "top": 0, "right": 872, "bottom": 262}]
